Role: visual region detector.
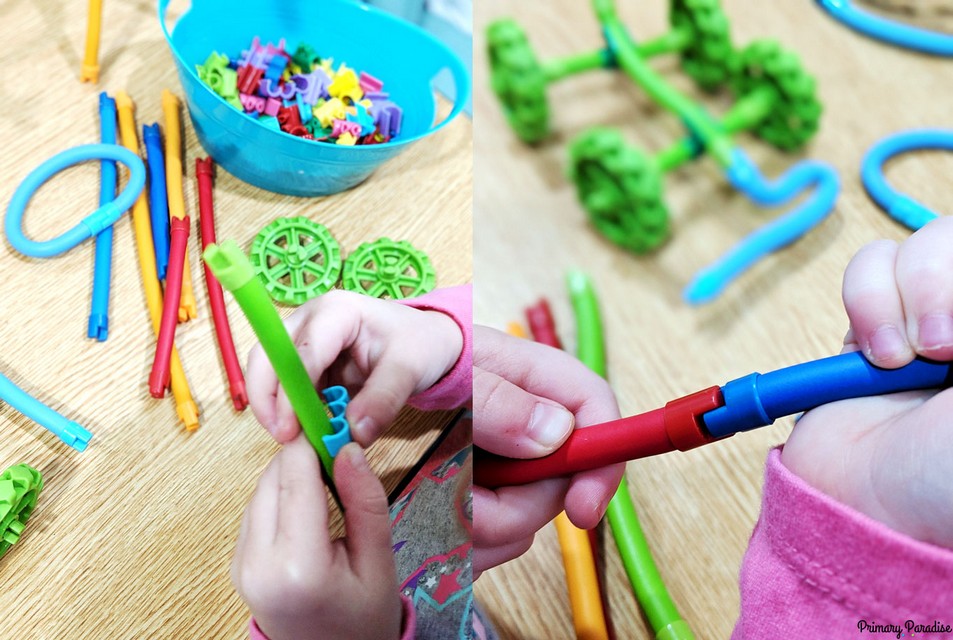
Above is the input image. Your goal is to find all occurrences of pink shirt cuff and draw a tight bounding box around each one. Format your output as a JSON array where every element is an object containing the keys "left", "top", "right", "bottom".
[
  {"left": 249, "top": 594, "right": 416, "bottom": 640},
  {"left": 733, "top": 447, "right": 953, "bottom": 638},
  {"left": 399, "top": 285, "right": 472, "bottom": 411}
]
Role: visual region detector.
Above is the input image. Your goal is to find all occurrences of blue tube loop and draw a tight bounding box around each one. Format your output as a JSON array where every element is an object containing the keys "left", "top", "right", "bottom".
[
  {"left": 88, "top": 94, "right": 119, "bottom": 342},
  {"left": 684, "top": 148, "right": 840, "bottom": 304},
  {"left": 861, "top": 129, "right": 953, "bottom": 231},
  {"left": 815, "top": 0, "right": 953, "bottom": 56},
  {"left": 704, "top": 351, "right": 953, "bottom": 438},
  {"left": 6, "top": 144, "right": 146, "bottom": 258}
]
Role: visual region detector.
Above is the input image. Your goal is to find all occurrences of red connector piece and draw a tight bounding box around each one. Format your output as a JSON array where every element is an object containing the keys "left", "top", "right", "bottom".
[
  {"left": 149, "top": 216, "right": 191, "bottom": 398},
  {"left": 473, "top": 386, "right": 727, "bottom": 488},
  {"left": 237, "top": 65, "right": 264, "bottom": 96},
  {"left": 196, "top": 158, "right": 248, "bottom": 411},
  {"left": 277, "top": 105, "right": 302, "bottom": 133},
  {"left": 526, "top": 299, "right": 562, "bottom": 349}
]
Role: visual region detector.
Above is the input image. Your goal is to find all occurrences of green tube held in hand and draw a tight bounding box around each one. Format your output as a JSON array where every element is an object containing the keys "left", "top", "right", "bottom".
[
  {"left": 204, "top": 240, "right": 337, "bottom": 481},
  {"left": 567, "top": 270, "right": 694, "bottom": 640}
]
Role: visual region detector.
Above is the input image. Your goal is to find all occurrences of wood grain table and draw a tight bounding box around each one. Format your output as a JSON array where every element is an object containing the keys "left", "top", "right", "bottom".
[
  {"left": 472, "top": 1, "right": 953, "bottom": 638},
  {"left": 0, "top": 1, "right": 471, "bottom": 638}
]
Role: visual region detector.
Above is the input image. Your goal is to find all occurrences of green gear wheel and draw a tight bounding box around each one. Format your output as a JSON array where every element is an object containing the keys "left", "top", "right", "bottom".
[
  {"left": 0, "top": 463, "right": 43, "bottom": 559},
  {"left": 670, "top": 0, "right": 735, "bottom": 92},
  {"left": 568, "top": 128, "right": 670, "bottom": 254},
  {"left": 342, "top": 238, "right": 436, "bottom": 300},
  {"left": 487, "top": 18, "right": 550, "bottom": 144},
  {"left": 250, "top": 217, "right": 342, "bottom": 306},
  {"left": 730, "top": 39, "right": 822, "bottom": 151}
]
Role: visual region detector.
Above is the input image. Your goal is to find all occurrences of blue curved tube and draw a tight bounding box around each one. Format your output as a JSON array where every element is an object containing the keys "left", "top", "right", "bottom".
[
  {"left": 703, "top": 351, "right": 953, "bottom": 438},
  {"left": 143, "top": 124, "right": 171, "bottom": 281},
  {"left": 815, "top": 0, "right": 953, "bottom": 56},
  {"left": 0, "top": 371, "right": 92, "bottom": 451},
  {"left": 862, "top": 129, "right": 953, "bottom": 231},
  {"left": 5, "top": 144, "right": 146, "bottom": 258},
  {"left": 683, "top": 149, "right": 840, "bottom": 304},
  {"left": 88, "top": 93, "right": 118, "bottom": 342}
]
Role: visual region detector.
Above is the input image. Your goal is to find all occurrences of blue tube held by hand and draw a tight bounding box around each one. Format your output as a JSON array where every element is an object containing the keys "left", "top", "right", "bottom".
[
  {"left": 88, "top": 93, "right": 118, "bottom": 342},
  {"left": 683, "top": 148, "right": 839, "bottom": 305}
]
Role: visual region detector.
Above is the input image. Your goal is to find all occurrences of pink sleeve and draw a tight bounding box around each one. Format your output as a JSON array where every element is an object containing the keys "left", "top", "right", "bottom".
[
  {"left": 248, "top": 594, "right": 416, "bottom": 640},
  {"left": 398, "top": 284, "right": 472, "bottom": 411},
  {"left": 733, "top": 447, "right": 953, "bottom": 639}
]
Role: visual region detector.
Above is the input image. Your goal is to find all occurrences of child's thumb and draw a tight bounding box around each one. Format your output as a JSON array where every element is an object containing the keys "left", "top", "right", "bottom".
[
  {"left": 347, "top": 360, "right": 420, "bottom": 445},
  {"left": 335, "top": 443, "right": 394, "bottom": 576}
]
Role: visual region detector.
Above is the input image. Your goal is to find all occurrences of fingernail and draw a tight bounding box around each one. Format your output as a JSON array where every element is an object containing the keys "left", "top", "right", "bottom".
[
  {"left": 918, "top": 314, "right": 953, "bottom": 352},
  {"left": 528, "top": 403, "right": 574, "bottom": 449},
  {"left": 867, "top": 324, "right": 908, "bottom": 363},
  {"left": 354, "top": 417, "right": 375, "bottom": 443},
  {"left": 342, "top": 443, "right": 370, "bottom": 472}
]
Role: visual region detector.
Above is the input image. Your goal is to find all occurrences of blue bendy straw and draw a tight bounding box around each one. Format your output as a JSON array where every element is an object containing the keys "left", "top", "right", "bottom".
[
  {"left": 88, "top": 92, "right": 118, "bottom": 341},
  {"left": 144, "top": 123, "right": 171, "bottom": 280}
]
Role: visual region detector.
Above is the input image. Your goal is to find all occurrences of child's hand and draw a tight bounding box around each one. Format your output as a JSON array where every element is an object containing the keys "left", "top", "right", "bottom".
[
  {"left": 472, "top": 326, "right": 625, "bottom": 574},
  {"left": 246, "top": 290, "right": 463, "bottom": 445},
  {"left": 232, "top": 438, "right": 402, "bottom": 640},
  {"left": 783, "top": 217, "right": 953, "bottom": 548}
]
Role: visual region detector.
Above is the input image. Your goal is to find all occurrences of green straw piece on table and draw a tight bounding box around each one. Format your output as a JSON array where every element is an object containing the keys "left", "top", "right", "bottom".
[{"left": 567, "top": 269, "right": 694, "bottom": 640}]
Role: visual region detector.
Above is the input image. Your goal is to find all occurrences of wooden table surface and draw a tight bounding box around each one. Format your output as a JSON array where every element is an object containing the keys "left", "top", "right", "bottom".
[
  {"left": 473, "top": 1, "right": 953, "bottom": 638},
  {"left": 0, "top": 1, "right": 471, "bottom": 638}
]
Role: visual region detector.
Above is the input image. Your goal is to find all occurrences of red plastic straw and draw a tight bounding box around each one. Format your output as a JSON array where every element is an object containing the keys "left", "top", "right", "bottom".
[
  {"left": 196, "top": 158, "right": 248, "bottom": 411},
  {"left": 149, "top": 216, "right": 190, "bottom": 398}
]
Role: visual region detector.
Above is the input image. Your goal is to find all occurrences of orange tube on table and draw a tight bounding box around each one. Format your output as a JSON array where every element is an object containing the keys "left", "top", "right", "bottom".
[
  {"left": 80, "top": 0, "right": 102, "bottom": 82},
  {"left": 116, "top": 92, "right": 199, "bottom": 430},
  {"left": 161, "top": 90, "right": 199, "bottom": 322}
]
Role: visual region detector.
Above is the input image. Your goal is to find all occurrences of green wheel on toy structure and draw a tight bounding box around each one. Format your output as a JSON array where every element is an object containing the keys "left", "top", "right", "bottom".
[
  {"left": 730, "top": 39, "right": 822, "bottom": 151},
  {"left": 670, "top": 0, "right": 735, "bottom": 92},
  {"left": 569, "top": 128, "right": 670, "bottom": 254},
  {"left": 487, "top": 18, "right": 550, "bottom": 144},
  {"left": 342, "top": 239, "right": 436, "bottom": 300},
  {"left": 250, "top": 217, "right": 342, "bottom": 306},
  {"left": 0, "top": 463, "right": 43, "bottom": 558}
]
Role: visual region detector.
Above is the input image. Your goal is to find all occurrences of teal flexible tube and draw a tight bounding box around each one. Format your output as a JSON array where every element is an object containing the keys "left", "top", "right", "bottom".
[
  {"left": 567, "top": 271, "right": 694, "bottom": 640},
  {"left": 0, "top": 372, "right": 92, "bottom": 451}
]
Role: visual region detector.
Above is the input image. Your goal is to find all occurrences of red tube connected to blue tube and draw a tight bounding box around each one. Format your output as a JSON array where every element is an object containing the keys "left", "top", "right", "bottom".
[{"left": 474, "top": 351, "right": 953, "bottom": 488}]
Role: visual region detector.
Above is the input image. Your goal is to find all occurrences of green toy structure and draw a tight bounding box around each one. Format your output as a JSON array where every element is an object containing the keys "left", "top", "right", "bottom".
[
  {"left": 250, "top": 217, "right": 342, "bottom": 306},
  {"left": 342, "top": 238, "right": 436, "bottom": 300},
  {"left": 0, "top": 463, "right": 43, "bottom": 559}
]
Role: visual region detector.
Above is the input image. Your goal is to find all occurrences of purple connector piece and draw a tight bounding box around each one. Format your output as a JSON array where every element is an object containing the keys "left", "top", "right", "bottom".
[
  {"left": 292, "top": 69, "right": 332, "bottom": 105},
  {"left": 375, "top": 102, "right": 403, "bottom": 138}
]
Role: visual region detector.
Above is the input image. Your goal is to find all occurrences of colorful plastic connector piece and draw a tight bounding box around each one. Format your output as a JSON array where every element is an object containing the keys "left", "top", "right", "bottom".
[
  {"left": 341, "top": 238, "right": 436, "bottom": 299},
  {"left": 321, "top": 386, "right": 353, "bottom": 457},
  {"left": 0, "top": 464, "right": 43, "bottom": 558},
  {"left": 250, "top": 217, "right": 342, "bottom": 306}
]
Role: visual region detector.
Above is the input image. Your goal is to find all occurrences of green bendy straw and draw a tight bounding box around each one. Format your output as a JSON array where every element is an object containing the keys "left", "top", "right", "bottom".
[
  {"left": 204, "top": 240, "right": 337, "bottom": 485},
  {"left": 567, "top": 270, "right": 694, "bottom": 640}
]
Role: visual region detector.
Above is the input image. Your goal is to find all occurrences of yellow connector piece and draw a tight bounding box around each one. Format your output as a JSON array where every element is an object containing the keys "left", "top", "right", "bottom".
[
  {"left": 116, "top": 91, "right": 200, "bottom": 431},
  {"left": 80, "top": 0, "right": 103, "bottom": 82},
  {"left": 161, "top": 90, "right": 199, "bottom": 322}
]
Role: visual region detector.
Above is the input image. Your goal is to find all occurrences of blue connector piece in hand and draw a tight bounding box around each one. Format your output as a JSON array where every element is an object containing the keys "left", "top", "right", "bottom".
[{"left": 321, "top": 386, "right": 353, "bottom": 458}]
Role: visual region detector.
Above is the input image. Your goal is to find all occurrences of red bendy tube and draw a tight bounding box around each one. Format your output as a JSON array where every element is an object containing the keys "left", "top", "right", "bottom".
[
  {"left": 149, "top": 216, "right": 191, "bottom": 397},
  {"left": 196, "top": 158, "right": 248, "bottom": 410}
]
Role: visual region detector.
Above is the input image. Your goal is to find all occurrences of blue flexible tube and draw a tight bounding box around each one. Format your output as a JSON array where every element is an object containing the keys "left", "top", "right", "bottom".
[
  {"left": 5, "top": 144, "right": 146, "bottom": 258},
  {"left": 861, "top": 129, "right": 953, "bottom": 231},
  {"left": 704, "top": 351, "right": 953, "bottom": 438},
  {"left": 815, "top": 0, "right": 953, "bottom": 56},
  {"left": 88, "top": 93, "right": 118, "bottom": 342},
  {"left": 0, "top": 372, "right": 93, "bottom": 451},
  {"left": 684, "top": 149, "right": 840, "bottom": 304},
  {"left": 143, "top": 123, "right": 171, "bottom": 281}
]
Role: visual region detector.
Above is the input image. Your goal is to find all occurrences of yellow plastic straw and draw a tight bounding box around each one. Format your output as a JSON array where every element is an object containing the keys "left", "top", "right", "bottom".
[
  {"left": 116, "top": 92, "right": 199, "bottom": 431},
  {"left": 80, "top": 0, "right": 102, "bottom": 82},
  {"left": 161, "top": 90, "right": 199, "bottom": 322}
]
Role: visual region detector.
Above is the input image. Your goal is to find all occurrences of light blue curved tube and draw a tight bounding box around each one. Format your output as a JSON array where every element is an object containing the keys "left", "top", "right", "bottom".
[
  {"left": 815, "top": 0, "right": 953, "bottom": 56},
  {"left": 862, "top": 129, "right": 953, "bottom": 231},
  {"left": 684, "top": 149, "right": 840, "bottom": 304},
  {"left": 0, "top": 372, "right": 92, "bottom": 451},
  {"left": 88, "top": 93, "right": 118, "bottom": 342},
  {"left": 5, "top": 144, "right": 146, "bottom": 258}
]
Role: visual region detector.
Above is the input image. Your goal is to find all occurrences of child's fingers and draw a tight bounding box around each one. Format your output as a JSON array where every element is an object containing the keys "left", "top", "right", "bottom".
[
  {"left": 473, "top": 535, "right": 536, "bottom": 576},
  {"left": 242, "top": 456, "right": 282, "bottom": 558},
  {"left": 334, "top": 444, "right": 394, "bottom": 578},
  {"left": 274, "top": 435, "right": 332, "bottom": 558},
  {"left": 246, "top": 343, "right": 286, "bottom": 440},
  {"left": 346, "top": 355, "right": 422, "bottom": 446},
  {"left": 895, "top": 217, "right": 953, "bottom": 360},
  {"left": 842, "top": 239, "right": 913, "bottom": 368},
  {"left": 564, "top": 462, "right": 626, "bottom": 529},
  {"left": 473, "top": 366, "right": 575, "bottom": 458},
  {"left": 471, "top": 480, "right": 569, "bottom": 548}
]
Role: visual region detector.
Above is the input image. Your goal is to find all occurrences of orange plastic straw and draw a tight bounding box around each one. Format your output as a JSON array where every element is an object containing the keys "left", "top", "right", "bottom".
[
  {"left": 116, "top": 92, "right": 199, "bottom": 430},
  {"left": 80, "top": 0, "right": 102, "bottom": 82}
]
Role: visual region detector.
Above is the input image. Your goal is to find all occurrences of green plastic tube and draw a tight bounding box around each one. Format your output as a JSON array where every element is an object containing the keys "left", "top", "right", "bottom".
[
  {"left": 204, "top": 240, "right": 337, "bottom": 482},
  {"left": 542, "top": 49, "right": 614, "bottom": 83},
  {"left": 567, "top": 270, "right": 695, "bottom": 640}
]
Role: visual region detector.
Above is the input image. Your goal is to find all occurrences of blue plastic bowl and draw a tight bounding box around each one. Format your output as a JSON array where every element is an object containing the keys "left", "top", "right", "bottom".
[{"left": 159, "top": 0, "right": 470, "bottom": 196}]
